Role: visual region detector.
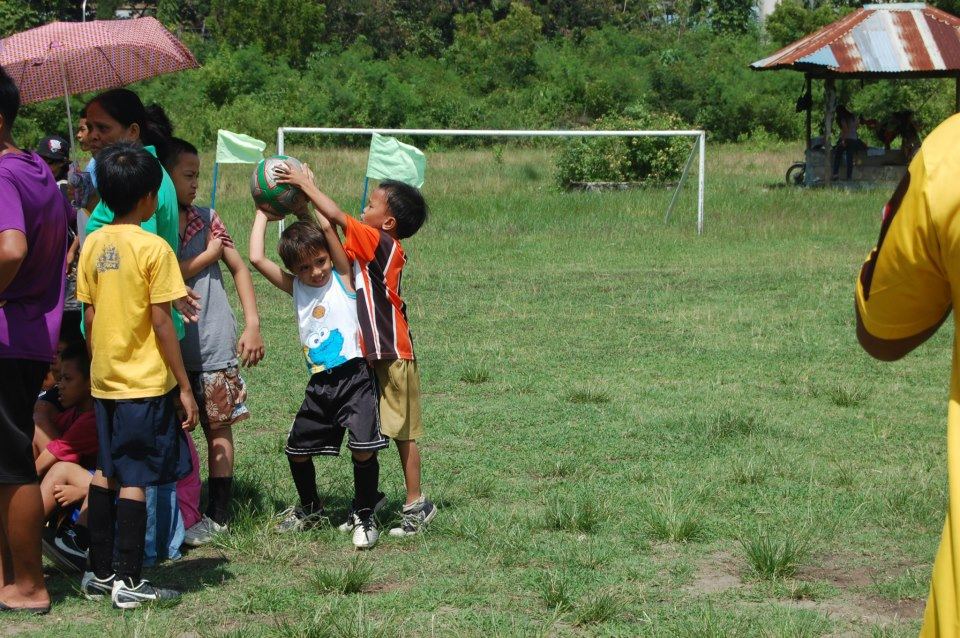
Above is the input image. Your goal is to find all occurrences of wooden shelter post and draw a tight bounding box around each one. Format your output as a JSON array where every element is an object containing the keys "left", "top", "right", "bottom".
[
  {"left": 805, "top": 74, "right": 812, "bottom": 149},
  {"left": 823, "top": 78, "right": 836, "bottom": 186}
]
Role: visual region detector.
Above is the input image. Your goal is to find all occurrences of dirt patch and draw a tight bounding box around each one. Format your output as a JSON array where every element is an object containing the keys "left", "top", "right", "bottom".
[
  {"left": 786, "top": 595, "right": 923, "bottom": 626},
  {"left": 789, "top": 554, "right": 925, "bottom": 626},
  {"left": 365, "top": 579, "right": 410, "bottom": 594},
  {"left": 684, "top": 549, "right": 743, "bottom": 596},
  {"left": 796, "top": 556, "right": 874, "bottom": 589}
]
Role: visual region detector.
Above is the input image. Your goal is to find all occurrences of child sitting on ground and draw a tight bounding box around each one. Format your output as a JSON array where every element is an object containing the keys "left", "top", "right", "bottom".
[
  {"left": 277, "top": 166, "right": 435, "bottom": 536},
  {"left": 33, "top": 320, "right": 84, "bottom": 456},
  {"left": 161, "top": 138, "right": 264, "bottom": 546},
  {"left": 249, "top": 197, "right": 387, "bottom": 549},
  {"left": 76, "top": 142, "right": 198, "bottom": 608},
  {"left": 35, "top": 342, "right": 97, "bottom": 573}
]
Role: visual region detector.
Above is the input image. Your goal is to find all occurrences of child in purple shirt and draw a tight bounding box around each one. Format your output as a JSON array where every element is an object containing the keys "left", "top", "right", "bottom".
[{"left": 0, "top": 67, "right": 71, "bottom": 614}]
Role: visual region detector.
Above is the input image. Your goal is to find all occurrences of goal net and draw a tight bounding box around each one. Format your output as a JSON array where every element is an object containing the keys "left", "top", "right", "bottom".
[{"left": 276, "top": 127, "right": 706, "bottom": 235}]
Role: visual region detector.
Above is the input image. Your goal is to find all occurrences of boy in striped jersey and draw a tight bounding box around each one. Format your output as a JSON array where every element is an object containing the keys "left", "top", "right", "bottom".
[{"left": 277, "top": 165, "right": 436, "bottom": 536}]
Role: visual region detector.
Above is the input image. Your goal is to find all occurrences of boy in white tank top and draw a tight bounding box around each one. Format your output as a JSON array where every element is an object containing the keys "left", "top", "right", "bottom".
[{"left": 249, "top": 207, "right": 387, "bottom": 549}]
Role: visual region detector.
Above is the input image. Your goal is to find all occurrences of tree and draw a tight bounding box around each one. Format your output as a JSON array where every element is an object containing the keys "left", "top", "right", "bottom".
[
  {"left": 710, "top": 0, "right": 756, "bottom": 34},
  {"left": 0, "top": 2, "right": 40, "bottom": 38},
  {"left": 447, "top": 2, "right": 543, "bottom": 91},
  {"left": 208, "top": 0, "right": 326, "bottom": 66},
  {"left": 0, "top": 0, "right": 87, "bottom": 37},
  {"left": 765, "top": 0, "right": 850, "bottom": 47}
]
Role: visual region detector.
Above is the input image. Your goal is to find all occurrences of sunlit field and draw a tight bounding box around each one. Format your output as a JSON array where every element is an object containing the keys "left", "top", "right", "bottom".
[{"left": 12, "top": 142, "right": 943, "bottom": 636}]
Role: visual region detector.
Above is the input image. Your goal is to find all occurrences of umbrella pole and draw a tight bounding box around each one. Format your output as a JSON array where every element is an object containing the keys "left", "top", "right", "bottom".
[{"left": 60, "top": 60, "right": 75, "bottom": 145}]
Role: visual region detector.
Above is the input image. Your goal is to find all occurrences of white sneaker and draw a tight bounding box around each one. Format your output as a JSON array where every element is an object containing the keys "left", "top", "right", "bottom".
[
  {"left": 338, "top": 493, "right": 388, "bottom": 532},
  {"left": 183, "top": 519, "right": 212, "bottom": 547},
  {"left": 275, "top": 505, "right": 326, "bottom": 533},
  {"left": 182, "top": 515, "right": 228, "bottom": 547},
  {"left": 352, "top": 509, "right": 379, "bottom": 549}
]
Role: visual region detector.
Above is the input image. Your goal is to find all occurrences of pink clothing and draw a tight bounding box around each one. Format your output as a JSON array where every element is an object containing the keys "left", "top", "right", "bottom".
[{"left": 176, "top": 434, "right": 202, "bottom": 529}]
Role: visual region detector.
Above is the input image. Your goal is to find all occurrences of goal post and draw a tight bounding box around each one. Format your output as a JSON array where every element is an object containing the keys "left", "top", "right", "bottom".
[{"left": 277, "top": 127, "right": 707, "bottom": 235}]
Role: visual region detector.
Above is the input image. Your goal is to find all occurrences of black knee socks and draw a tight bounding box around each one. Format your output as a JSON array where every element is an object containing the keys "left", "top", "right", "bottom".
[
  {"left": 206, "top": 476, "right": 233, "bottom": 525},
  {"left": 86, "top": 484, "right": 117, "bottom": 579},
  {"left": 288, "top": 457, "right": 321, "bottom": 512},
  {"left": 353, "top": 454, "right": 380, "bottom": 511},
  {"left": 114, "top": 498, "right": 147, "bottom": 585}
]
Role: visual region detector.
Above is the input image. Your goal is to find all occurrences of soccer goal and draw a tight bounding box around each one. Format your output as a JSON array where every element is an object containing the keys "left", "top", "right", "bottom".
[{"left": 277, "top": 127, "right": 707, "bottom": 235}]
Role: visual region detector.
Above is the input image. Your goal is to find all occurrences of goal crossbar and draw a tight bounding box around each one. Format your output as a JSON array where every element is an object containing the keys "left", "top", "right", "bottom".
[{"left": 277, "top": 127, "right": 706, "bottom": 234}]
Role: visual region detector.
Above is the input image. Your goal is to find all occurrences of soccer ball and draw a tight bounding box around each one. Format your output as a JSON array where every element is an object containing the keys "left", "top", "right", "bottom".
[{"left": 250, "top": 155, "right": 308, "bottom": 217}]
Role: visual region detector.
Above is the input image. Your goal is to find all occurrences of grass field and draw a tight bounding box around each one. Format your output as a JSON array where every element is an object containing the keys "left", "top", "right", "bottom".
[{"left": 9, "top": 142, "right": 950, "bottom": 636}]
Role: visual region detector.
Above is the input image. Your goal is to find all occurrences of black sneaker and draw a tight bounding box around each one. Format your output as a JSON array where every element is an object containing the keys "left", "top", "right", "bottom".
[
  {"left": 55, "top": 526, "right": 88, "bottom": 560},
  {"left": 42, "top": 525, "right": 84, "bottom": 573},
  {"left": 111, "top": 578, "right": 181, "bottom": 609},
  {"left": 80, "top": 572, "right": 116, "bottom": 600},
  {"left": 388, "top": 497, "right": 437, "bottom": 537},
  {"left": 338, "top": 493, "right": 387, "bottom": 533}
]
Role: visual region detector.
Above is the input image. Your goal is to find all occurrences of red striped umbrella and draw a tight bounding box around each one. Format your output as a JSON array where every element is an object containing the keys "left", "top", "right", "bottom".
[{"left": 0, "top": 17, "right": 198, "bottom": 139}]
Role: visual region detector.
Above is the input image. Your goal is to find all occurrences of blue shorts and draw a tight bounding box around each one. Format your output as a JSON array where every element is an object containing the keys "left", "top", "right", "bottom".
[{"left": 94, "top": 389, "right": 192, "bottom": 487}]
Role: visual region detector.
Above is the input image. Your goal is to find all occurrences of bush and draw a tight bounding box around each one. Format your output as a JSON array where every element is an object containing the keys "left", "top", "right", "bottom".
[{"left": 555, "top": 105, "right": 691, "bottom": 188}]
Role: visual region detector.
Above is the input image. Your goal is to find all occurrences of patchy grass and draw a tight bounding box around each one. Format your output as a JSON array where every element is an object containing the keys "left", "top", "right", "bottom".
[{"left": 13, "top": 144, "right": 940, "bottom": 635}]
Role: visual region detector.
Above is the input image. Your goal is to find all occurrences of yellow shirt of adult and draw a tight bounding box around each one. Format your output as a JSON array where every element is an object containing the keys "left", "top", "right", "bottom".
[
  {"left": 76, "top": 224, "right": 186, "bottom": 400},
  {"left": 856, "top": 113, "right": 960, "bottom": 636}
]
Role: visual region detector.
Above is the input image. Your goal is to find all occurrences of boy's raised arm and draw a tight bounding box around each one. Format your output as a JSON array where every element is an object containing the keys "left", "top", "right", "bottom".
[
  {"left": 222, "top": 245, "right": 265, "bottom": 367},
  {"left": 316, "top": 214, "right": 353, "bottom": 289},
  {"left": 151, "top": 301, "right": 198, "bottom": 431},
  {"left": 249, "top": 209, "right": 294, "bottom": 295},
  {"left": 275, "top": 163, "right": 349, "bottom": 228}
]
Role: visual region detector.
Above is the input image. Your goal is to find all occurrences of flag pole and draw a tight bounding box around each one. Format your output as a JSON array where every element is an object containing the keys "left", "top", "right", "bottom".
[
  {"left": 210, "top": 162, "right": 220, "bottom": 210},
  {"left": 360, "top": 176, "right": 369, "bottom": 214}
]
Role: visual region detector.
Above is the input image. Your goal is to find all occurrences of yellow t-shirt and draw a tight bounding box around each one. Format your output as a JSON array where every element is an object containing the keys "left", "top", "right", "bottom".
[
  {"left": 76, "top": 224, "right": 186, "bottom": 399},
  {"left": 856, "top": 113, "right": 960, "bottom": 637}
]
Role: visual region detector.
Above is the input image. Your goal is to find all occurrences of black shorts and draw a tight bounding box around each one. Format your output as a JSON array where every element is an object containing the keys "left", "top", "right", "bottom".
[
  {"left": 0, "top": 359, "right": 48, "bottom": 484},
  {"left": 94, "top": 389, "right": 193, "bottom": 487},
  {"left": 286, "top": 358, "right": 388, "bottom": 456}
]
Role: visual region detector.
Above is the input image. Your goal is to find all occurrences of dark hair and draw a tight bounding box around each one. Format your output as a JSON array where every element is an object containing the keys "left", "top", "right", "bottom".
[
  {"left": 85, "top": 89, "right": 173, "bottom": 158},
  {"left": 59, "top": 310, "right": 83, "bottom": 345},
  {"left": 78, "top": 106, "right": 86, "bottom": 118},
  {"left": 59, "top": 341, "right": 90, "bottom": 378},
  {"left": 379, "top": 180, "right": 429, "bottom": 239},
  {"left": 161, "top": 136, "right": 198, "bottom": 171},
  {"left": 0, "top": 67, "right": 20, "bottom": 131},
  {"left": 95, "top": 142, "right": 163, "bottom": 217},
  {"left": 278, "top": 221, "right": 329, "bottom": 271}
]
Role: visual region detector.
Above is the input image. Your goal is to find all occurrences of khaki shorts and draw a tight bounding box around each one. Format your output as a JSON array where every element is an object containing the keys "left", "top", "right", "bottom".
[{"left": 372, "top": 359, "right": 423, "bottom": 441}]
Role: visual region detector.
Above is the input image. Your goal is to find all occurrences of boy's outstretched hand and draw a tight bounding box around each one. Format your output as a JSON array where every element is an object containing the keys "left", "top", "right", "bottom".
[
  {"left": 237, "top": 326, "right": 265, "bottom": 367},
  {"left": 179, "top": 386, "right": 199, "bottom": 431},
  {"left": 174, "top": 287, "right": 202, "bottom": 323},
  {"left": 275, "top": 161, "right": 316, "bottom": 192}
]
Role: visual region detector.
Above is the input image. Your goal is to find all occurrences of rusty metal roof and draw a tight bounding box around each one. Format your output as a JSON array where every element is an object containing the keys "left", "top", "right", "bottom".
[{"left": 752, "top": 3, "right": 960, "bottom": 77}]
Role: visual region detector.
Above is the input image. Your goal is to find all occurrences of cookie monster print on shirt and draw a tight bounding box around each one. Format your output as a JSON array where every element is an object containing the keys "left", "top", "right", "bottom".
[
  {"left": 304, "top": 327, "right": 348, "bottom": 371},
  {"left": 293, "top": 272, "right": 363, "bottom": 374}
]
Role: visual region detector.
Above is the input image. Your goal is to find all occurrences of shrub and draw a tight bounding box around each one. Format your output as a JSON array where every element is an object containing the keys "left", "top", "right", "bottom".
[{"left": 555, "top": 105, "right": 691, "bottom": 188}]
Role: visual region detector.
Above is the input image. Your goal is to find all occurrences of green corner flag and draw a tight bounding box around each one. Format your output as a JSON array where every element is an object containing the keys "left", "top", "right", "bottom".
[
  {"left": 365, "top": 133, "right": 426, "bottom": 188},
  {"left": 215, "top": 129, "right": 266, "bottom": 164}
]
